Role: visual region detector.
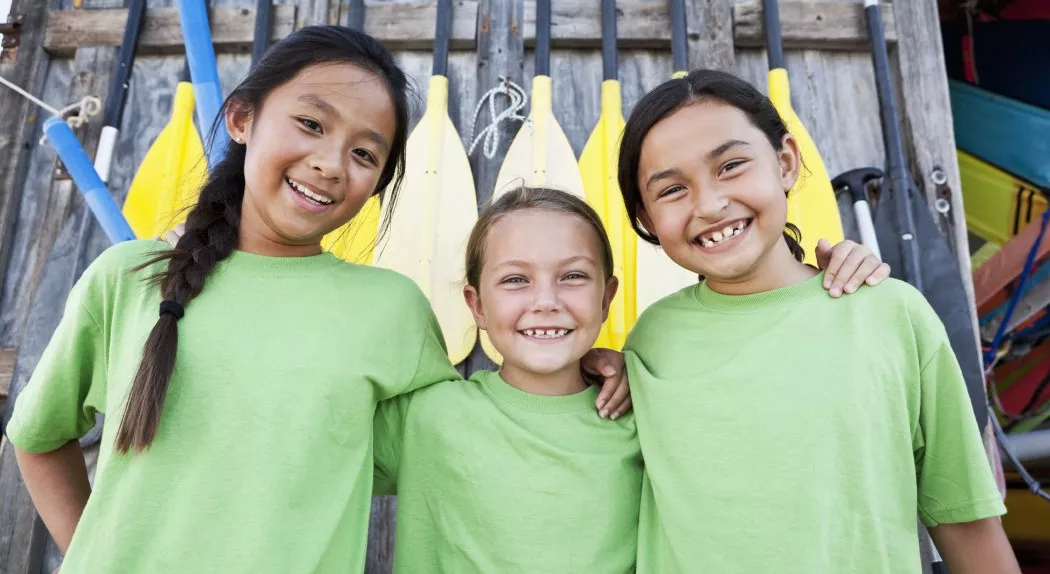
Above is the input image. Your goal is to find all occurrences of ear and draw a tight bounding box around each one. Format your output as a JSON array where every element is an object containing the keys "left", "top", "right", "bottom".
[
  {"left": 463, "top": 284, "right": 488, "bottom": 331},
  {"left": 600, "top": 276, "right": 620, "bottom": 322},
  {"left": 225, "top": 101, "right": 254, "bottom": 145},
  {"left": 778, "top": 133, "right": 802, "bottom": 193}
]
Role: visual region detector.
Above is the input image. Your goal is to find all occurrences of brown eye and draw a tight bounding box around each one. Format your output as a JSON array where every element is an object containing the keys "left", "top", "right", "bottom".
[{"left": 298, "top": 118, "right": 322, "bottom": 132}]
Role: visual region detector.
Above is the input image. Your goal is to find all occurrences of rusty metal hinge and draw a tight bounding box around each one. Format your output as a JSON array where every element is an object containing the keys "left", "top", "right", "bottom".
[{"left": 0, "top": 13, "right": 25, "bottom": 51}]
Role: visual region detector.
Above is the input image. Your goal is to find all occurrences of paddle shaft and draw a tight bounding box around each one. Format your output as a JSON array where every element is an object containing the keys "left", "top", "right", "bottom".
[
  {"left": 536, "top": 0, "right": 551, "bottom": 76},
  {"left": 670, "top": 0, "right": 688, "bottom": 73},
  {"left": 45, "top": 118, "right": 136, "bottom": 243},
  {"left": 347, "top": 0, "right": 364, "bottom": 30},
  {"left": 762, "top": 0, "right": 785, "bottom": 70},
  {"left": 864, "top": 0, "right": 922, "bottom": 291},
  {"left": 176, "top": 0, "right": 228, "bottom": 167},
  {"left": 251, "top": 0, "right": 273, "bottom": 67},
  {"left": 96, "top": 0, "right": 147, "bottom": 183},
  {"left": 602, "top": 0, "right": 617, "bottom": 80},
  {"left": 432, "top": 0, "right": 452, "bottom": 76}
]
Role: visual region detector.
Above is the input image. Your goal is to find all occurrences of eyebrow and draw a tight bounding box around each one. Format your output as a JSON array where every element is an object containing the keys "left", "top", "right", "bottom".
[
  {"left": 494, "top": 255, "right": 597, "bottom": 269},
  {"left": 644, "top": 139, "right": 752, "bottom": 192},
  {"left": 297, "top": 93, "right": 391, "bottom": 154}
]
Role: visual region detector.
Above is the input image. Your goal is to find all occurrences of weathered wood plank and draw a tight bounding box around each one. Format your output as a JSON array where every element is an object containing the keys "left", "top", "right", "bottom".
[
  {"left": 45, "top": 5, "right": 299, "bottom": 57},
  {"left": 685, "top": 0, "right": 735, "bottom": 71},
  {"left": 0, "top": 0, "right": 52, "bottom": 306},
  {"left": 462, "top": 0, "right": 523, "bottom": 377},
  {"left": 0, "top": 348, "right": 16, "bottom": 402},
  {"left": 0, "top": 437, "right": 48, "bottom": 574},
  {"left": 733, "top": 0, "right": 896, "bottom": 51},
  {"left": 44, "top": 1, "right": 893, "bottom": 56}
]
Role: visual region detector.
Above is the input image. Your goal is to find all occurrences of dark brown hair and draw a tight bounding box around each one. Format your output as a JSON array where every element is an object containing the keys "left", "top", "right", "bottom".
[
  {"left": 116, "top": 26, "right": 411, "bottom": 453},
  {"left": 617, "top": 68, "right": 806, "bottom": 263},
  {"left": 465, "top": 187, "right": 614, "bottom": 289}
]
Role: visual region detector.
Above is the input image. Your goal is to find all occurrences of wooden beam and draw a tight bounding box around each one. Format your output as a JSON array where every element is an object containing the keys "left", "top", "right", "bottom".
[
  {"left": 0, "top": 0, "right": 51, "bottom": 304},
  {"left": 43, "top": 1, "right": 894, "bottom": 56},
  {"left": 733, "top": 0, "right": 896, "bottom": 51},
  {"left": 44, "top": 5, "right": 300, "bottom": 57}
]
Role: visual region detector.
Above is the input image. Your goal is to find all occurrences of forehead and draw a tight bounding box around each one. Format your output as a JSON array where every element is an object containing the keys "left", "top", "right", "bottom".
[
  {"left": 641, "top": 100, "right": 759, "bottom": 158},
  {"left": 264, "top": 63, "right": 396, "bottom": 128},
  {"left": 485, "top": 210, "right": 602, "bottom": 263}
]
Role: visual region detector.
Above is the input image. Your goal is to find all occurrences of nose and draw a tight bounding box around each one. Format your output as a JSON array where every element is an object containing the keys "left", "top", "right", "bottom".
[
  {"left": 531, "top": 281, "right": 561, "bottom": 312},
  {"left": 691, "top": 186, "right": 729, "bottom": 220},
  {"left": 309, "top": 143, "right": 344, "bottom": 181}
]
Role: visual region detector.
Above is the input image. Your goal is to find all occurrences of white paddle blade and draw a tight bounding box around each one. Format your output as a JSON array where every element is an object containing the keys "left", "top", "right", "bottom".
[{"left": 375, "top": 111, "right": 478, "bottom": 365}]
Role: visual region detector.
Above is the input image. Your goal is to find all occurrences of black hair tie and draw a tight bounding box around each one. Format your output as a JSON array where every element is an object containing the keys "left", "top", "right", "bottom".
[{"left": 159, "top": 300, "right": 185, "bottom": 320}]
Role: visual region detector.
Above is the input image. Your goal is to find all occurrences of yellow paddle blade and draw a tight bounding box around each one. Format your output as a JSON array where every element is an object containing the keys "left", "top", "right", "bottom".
[
  {"left": 124, "top": 81, "right": 207, "bottom": 238},
  {"left": 494, "top": 76, "right": 584, "bottom": 199},
  {"left": 374, "top": 76, "right": 478, "bottom": 365},
  {"left": 579, "top": 80, "right": 632, "bottom": 351},
  {"left": 767, "top": 69, "right": 844, "bottom": 264},
  {"left": 322, "top": 195, "right": 380, "bottom": 264}
]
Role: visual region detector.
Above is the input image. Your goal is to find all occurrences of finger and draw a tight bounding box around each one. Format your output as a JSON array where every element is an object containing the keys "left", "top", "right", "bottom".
[
  {"left": 581, "top": 348, "right": 618, "bottom": 377},
  {"left": 596, "top": 375, "right": 618, "bottom": 413},
  {"left": 842, "top": 256, "right": 882, "bottom": 294},
  {"left": 829, "top": 248, "right": 870, "bottom": 297},
  {"left": 865, "top": 262, "right": 892, "bottom": 286},
  {"left": 163, "top": 229, "right": 180, "bottom": 248},
  {"left": 611, "top": 396, "right": 633, "bottom": 420},
  {"left": 602, "top": 375, "right": 631, "bottom": 419},
  {"left": 821, "top": 240, "right": 856, "bottom": 290},
  {"left": 814, "top": 238, "right": 832, "bottom": 270}
]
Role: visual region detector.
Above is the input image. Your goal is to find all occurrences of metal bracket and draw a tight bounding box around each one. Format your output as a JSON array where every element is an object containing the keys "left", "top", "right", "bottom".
[{"left": 0, "top": 13, "right": 25, "bottom": 51}]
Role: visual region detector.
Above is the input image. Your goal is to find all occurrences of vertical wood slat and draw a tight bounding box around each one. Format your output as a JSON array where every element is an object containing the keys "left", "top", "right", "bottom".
[{"left": 0, "top": 0, "right": 52, "bottom": 299}]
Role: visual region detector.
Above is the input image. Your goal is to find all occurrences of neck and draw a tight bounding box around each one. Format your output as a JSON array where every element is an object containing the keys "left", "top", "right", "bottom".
[
  {"left": 499, "top": 362, "right": 588, "bottom": 397},
  {"left": 238, "top": 195, "right": 324, "bottom": 257},
  {"left": 706, "top": 237, "right": 816, "bottom": 295}
]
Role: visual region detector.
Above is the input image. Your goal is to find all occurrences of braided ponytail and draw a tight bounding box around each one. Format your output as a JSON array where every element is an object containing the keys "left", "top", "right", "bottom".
[{"left": 115, "top": 26, "right": 410, "bottom": 453}]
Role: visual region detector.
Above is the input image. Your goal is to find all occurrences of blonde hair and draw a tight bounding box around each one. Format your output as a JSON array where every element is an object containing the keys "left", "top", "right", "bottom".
[{"left": 465, "top": 187, "right": 614, "bottom": 289}]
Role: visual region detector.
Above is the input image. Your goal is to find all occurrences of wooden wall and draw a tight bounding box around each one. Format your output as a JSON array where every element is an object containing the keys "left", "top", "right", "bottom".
[{"left": 0, "top": 0, "right": 969, "bottom": 572}]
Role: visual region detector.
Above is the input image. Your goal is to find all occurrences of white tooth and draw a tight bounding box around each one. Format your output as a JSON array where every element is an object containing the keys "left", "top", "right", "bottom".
[
  {"left": 722, "top": 226, "right": 733, "bottom": 237},
  {"left": 546, "top": 329, "right": 556, "bottom": 337},
  {"left": 700, "top": 238, "right": 711, "bottom": 247},
  {"left": 736, "top": 220, "right": 745, "bottom": 230},
  {"left": 525, "top": 329, "right": 535, "bottom": 337},
  {"left": 711, "top": 231, "right": 723, "bottom": 242}
]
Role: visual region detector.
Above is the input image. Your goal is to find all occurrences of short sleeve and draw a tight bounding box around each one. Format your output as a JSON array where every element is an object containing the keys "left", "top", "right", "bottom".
[
  {"left": 912, "top": 309, "right": 1006, "bottom": 526},
  {"left": 372, "top": 393, "right": 412, "bottom": 495},
  {"left": 4, "top": 274, "right": 109, "bottom": 453},
  {"left": 382, "top": 286, "right": 460, "bottom": 400}
]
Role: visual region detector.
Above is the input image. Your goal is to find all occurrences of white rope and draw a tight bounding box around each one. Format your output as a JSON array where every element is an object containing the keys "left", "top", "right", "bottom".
[
  {"left": 0, "top": 73, "right": 102, "bottom": 133},
  {"left": 466, "top": 76, "right": 528, "bottom": 159}
]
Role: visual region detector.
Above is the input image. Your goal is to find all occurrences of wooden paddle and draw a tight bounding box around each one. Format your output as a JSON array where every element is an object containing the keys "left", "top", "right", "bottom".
[
  {"left": 373, "top": 0, "right": 479, "bottom": 365},
  {"left": 635, "top": 0, "right": 702, "bottom": 316},
  {"left": 762, "top": 0, "right": 843, "bottom": 264},
  {"left": 123, "top": 62, "right": 207, "bottom": 238},
  {"left": 321, "top": 0, "right": 381, "bottom": 265},
  {"left": 479, "top": 0, "right": 584, "bottom": 363},
  {"left": 579, "top": 0, "right": 632, "bottom": 350}
]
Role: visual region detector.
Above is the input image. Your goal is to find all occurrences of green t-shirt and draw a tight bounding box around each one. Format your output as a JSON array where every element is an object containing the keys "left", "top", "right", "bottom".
[
  {"left": 373, "top": 370, "right": 643, "bottom": 573},
  {"left": 5, "top": 240, "right": 459, "bottom": 573},
  {"left": 624, "top": 273, "right": 1005, "bottom": 574}
]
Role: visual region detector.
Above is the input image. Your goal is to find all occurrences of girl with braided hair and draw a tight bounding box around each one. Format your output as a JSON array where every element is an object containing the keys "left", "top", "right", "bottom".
[{"left": 4, "top": 26, "right": 627, "bottom": 573}]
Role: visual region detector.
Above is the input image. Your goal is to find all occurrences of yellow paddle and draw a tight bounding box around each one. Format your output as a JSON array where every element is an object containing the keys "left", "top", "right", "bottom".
[
  {"left": 321, "top": 0, "right": 380, "bottom": 264},
  {"left": 635, "top": 0, "right": 702, "bottom": 315},
  {"left": 123, "top": 63, "right": 207, "bottom": 238},
  {"left": 480, "top": 0, "right": 585, "bottom": 363},
  {"left": 373, "top": 0, "right": 478, "bottom": 365},
  {"left": 579, "top": 0, "right": 632, "bottom": 350},
  {"left": 763, "top": 0, "right": 843, "bottom": 263}
]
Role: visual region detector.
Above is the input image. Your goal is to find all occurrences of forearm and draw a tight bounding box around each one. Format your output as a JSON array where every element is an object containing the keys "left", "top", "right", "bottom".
[
  {"left": 13, "top": 441, "right": 92, "bottom": 554},
  {"left": 930, "top": 517, "right": 1021, "bottom": 574}
]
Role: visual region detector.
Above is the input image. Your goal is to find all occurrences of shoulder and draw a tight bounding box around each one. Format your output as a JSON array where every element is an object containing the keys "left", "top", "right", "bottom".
[
  {"left": 328, "top": 261, "right": 432, "bottom": 309},
  {"left": 82, "top": 240, "right": 170, "bottom": 283},
  {"left": 626, "top": 285, "right": 699, "bottom": 352}
]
